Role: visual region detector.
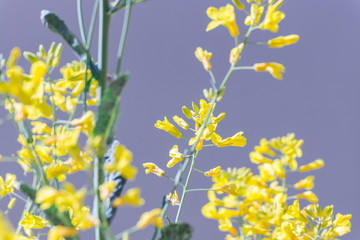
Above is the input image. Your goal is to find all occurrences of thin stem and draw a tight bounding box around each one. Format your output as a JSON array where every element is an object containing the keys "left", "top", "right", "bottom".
[
  {"left": 247, "top": 41, "right": 268, "bottom": 45},
  {"left": 208, "top": 70, "right": 218, "bottom": 91},
  {"left": 87, "top": 0, "right": 100, "bottom": 49},
  {"left": 233, "top": 66, "right": 255, "bottom": 71},
  {"left": 193, "top": 168, "right": 205, "bottom": 174},
  {"left": 163, "top": 174, "right": 184, "bottom": 187},
  {"left": 234, "top": 36, "right": 239, "bottom": 46},
  {"left": 186, "top": 188, "right": 212, "bottom": 193},
  {"left": 175, "top": 150, "right": 198, "bottom": 223},
  {"left": 11, "top": 192, "right": 27, "bottom": 203},
  {"left": 77, "top": 0, "right": 87, "bottom": 43},
  {"left": 115, "top": 0, "right": 133, "bottom": 75}
]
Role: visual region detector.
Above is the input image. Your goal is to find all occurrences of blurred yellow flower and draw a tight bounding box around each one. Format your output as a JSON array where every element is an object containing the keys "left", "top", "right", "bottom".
[
  {"left": 268, "top": 34, "right": 299, "bottom": 48},
  {"left": 112, "top": 188, "right": 145, "bottom": 207},
  {"left": 167, "top": 145, "right": 184, "bottom": 168},
  {"left": 195, "top": 47, "right": 212, "bottom": 71},
  {"left": 143, "top": 162, "right": 164, "bottom": 177},
  {"left": 254, "top": 62, "right": 285, "bottom": 80},
  {"left": 137, "top": 209, "right": 163, "bottom": 229},
  {"left": 204, "top": 166, "right": 221, "bottom": 177},
  {"left": 299, "top": 159, "right": 324, "bottom": 172}
]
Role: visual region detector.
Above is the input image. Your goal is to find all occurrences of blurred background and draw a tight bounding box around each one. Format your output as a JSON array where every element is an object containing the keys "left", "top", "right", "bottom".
[{"left": 0, "top": 0, "right": 359, "bottom": 239}]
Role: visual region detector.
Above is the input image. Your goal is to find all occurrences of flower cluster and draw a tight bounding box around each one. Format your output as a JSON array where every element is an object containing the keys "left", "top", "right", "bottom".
[{"left": 202, "top": 134, "right": 351, "bottom": 239}]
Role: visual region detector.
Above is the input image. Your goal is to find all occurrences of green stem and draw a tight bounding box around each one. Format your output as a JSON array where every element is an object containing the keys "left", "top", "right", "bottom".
[
  {"left": 77, "top": 0, "right": 87, "bottom": 43},
  {"left": 87, "top": 0, "right": 99, "bottom": 49},
  {"left": 98, "top": 0, "right": 111, "bottom": 99},
  {"left": 233, "top": 66, "right": 255, "bottom": 71},
  {"left": 175, "top": 150, "right": 198, "bottom": 223},
  {"left": 186, "top": 188, "right": 212, "bottom": 193},
  {"left": 193, "top": 168, "right": 205, "bottom": 174},
  {"left": 115, "top": 0, "right": 133, "bottom": 75},
  {"left": 163, "top": 174, "right": 184, "bottom": 187}
]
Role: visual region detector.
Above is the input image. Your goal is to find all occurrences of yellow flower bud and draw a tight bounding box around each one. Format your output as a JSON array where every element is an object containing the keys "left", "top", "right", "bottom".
[{"left": 299, "top": 159, "right": 324, "bottom": 172}]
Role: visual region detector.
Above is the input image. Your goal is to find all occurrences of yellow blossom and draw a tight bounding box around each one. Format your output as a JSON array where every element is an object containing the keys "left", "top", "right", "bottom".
[
  {"left": 45, "top": 163, "right": 70, "bottom": 182},
  {"left": 299, "top": 159, "right": 324, "bottom": 172},
  {"left": 294, "top": 176, "right": 314, "bottom": 190},
  {"left": 204, "top": 166, "right": 221, "bottom": 177},
  {"left": 19, "top": 211, "right": 49, "bottom": 231},
  {"left": 173, "top": 115, "right": 189, "bottom": 130},
  {"left": 268, "top": 35, "right": 299, "bottom": 48},
  {"left": 112, "top": 188, "right": 145, "bottom": 207},
  {"left": 142, "top": 162, "right": 164, "bottom": 177},
  {"left": 166, "top": 190, "right": 180, "bottom": 206},
  {"left": 71, "top": 111, "right": 95, "bottom": 136},
  {"left": 195, "top": 47, "right": 212, "bottom": 71},
  {"left": 216, "top": 131, "right": 247, "bottom": 148},
  {"left": 137, "top": 209, "right": 163, "bottom": 229},
  {"left": 48, "top": 226, "right": 77, "bottom": 240},
  {"left": 254, "top": 62, "right": 285, "bottom": 80},
  {"left": 218, "top": 218, "right": 238, "bottom": 236},
  {"left": 323, "top": 213, "right": 352, "bottom": 238},
  {"left": 154, "top": 117, "right": 182, "bottom": 138},
  {"left": 260, "top": 2, "right": 285, "bottom": 32},
  {"left": 229, "top": 43, "right": 244, "bottom": 64},
  {"left": 244, "top": 4, "right": 264, "bottom": 26},
  {"left": 104, "top": 143, "right": 137, "bottom": 180},
  {"left": 7, "top": 198, "right": 16, "bottom": 209},
  {"left": 206, "top": 4, "right": 239, "bottom": 37},
  {"left": 214, "top": 184, "right": 239, "bottom": 196},
  {"left": 296, "top": 191, "right": 318, "bottom": 203},
  {"left": 167, "top": 145, "right": 184, "bottom": 168},
  {"left": 99, "top": 181, "right": 117, "bottom": 200},
  {"left": 0, "top": 173, "right": 17, "bottom": 197},
  {"left": 0, "top": 212, "right": 15, "bottom": 240}
]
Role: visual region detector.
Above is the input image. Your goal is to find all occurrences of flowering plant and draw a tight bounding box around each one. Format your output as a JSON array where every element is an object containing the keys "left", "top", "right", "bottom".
[{"left": 0, "top": 0, "right": 352, "bottom": 240}]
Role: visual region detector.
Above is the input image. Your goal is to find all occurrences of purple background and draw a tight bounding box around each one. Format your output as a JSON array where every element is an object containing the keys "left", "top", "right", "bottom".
[{"left": 0, "top": 0, "right": 359, "bottom": 239}]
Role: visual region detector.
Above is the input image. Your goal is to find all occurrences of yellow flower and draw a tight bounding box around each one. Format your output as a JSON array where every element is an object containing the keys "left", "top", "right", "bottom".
[
  {"left": 112, "top": 188, "right": 145, "bottom": 207},
  {"left": 104, "top": 144, "right": 137, "bottom": 180},
  {"left": 48, "top": 226, "right": 77, "bottom": 240},
  {"left": 194, "top": 47, "right": 212, "bottom": 71},
  {"left": 166, "top": 190, "right": 180, "bottom": 206},
  {"left": 0, "top": 212, "right": 15, "bottom": 240},
  {"left": 260, "top": 1, "right": 285, "bottom": 32},
  {"left": 137, "top": 209, "right": 163, "bottom": 229},
  {"left": 268, "top": 35, "right": 299, "bottom": 48},
  {"left": 296, "top": 191, "right": 318, "bottom": 203},
  {"left": 155, "top": 117, "right": 182, "bottom": 138},
  {"left": 324, "top": 213, "right": 352, "bottom": 238},
  {"left": 19, "top": 211, "right": 49, "bottom": 231},
  {"left": 218, "top": 218, "right": 238, "bottom": 236},
  {"left": 45, "top": 163, "right": 70, "bottom": 182},
  {"left": 254, "top": 62, "right": 285, "bottom": 80},
  {"left": 0, "top": 173, "right": 17, "bottom": 197},
  {"left": 206, "top": 4, "right": 239, "bottom": 37},
  {"left": 167, "top": 145, "right": 184, "bottom": 168},
  {"left": 294, "top": 176, "right": 314, "bottom": 190},
  {"left": 35, "top": 183, "right": 86, "bottom": 216},
  {"left": 229, "top": 43, "right": 244, "bottom": 64},
  {"left": 99, "top": 181, "right": 117, "bottom": 200},
  {"left": 299, "top": 159, "right": 324, "bottom": 172},
  {"left": 142, "top": 162, "right": 164, "bottom": 177},
  {"left": 71, "top": 111, "right": 95, "bottom": 136},
  {"left": 214, "top": 184, "right": 239, "bottom": 196},
  {"left": 216, "top": 131, "right": 247, "bottom": 147},
  {"left": 244, "top": 4, "right": 264, "bottom": 26},
  {"left": 7, "top": 198, "right": 16, "bottom": 209},
  {"left": 173, "top": 115, "right": 189, "bottom": 130},
  {"left": 204, "top": 166, "right": 221, "bottom": 177}
]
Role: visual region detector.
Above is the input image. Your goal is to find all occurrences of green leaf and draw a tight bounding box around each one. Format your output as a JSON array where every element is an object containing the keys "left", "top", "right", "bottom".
[
  {"left": 93, "top": 74, "right": 129, "bottom": 145},
  {"left": 159, "top": 222, "right": 193, "bottom": 240},
  {"left": 40, "top": 10, "right": 99, "bottom": 79}
]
